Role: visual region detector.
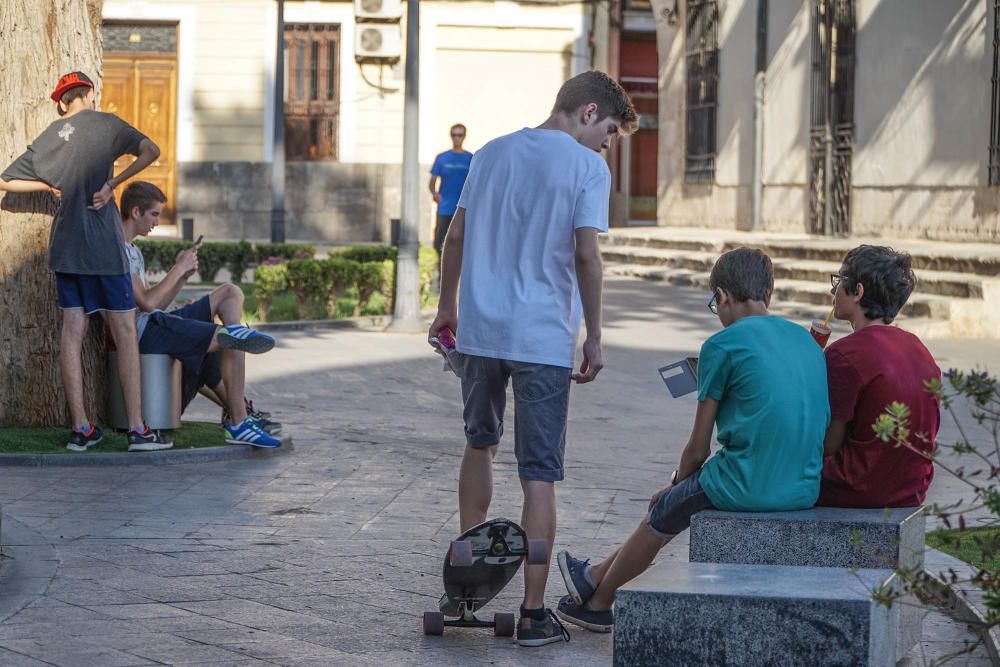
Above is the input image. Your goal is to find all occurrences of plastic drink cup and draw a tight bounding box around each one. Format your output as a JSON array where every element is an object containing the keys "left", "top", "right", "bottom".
[{"left": 809, "top": 320, "right": 832, "bottom": 349}]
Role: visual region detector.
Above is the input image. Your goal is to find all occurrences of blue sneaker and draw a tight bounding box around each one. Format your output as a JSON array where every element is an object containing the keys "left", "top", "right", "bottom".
[
  {"left": 558, "top": 550, "right": 596, "bottom": 605},
  {"left": 217, "top": 325, "right": 275, "bottom": 354},
  {"left": 555, "top": 595, "right": 613, "bottom": 633},
  {"left": 224, "top": 418, "right": 281, "bottom": 448}
]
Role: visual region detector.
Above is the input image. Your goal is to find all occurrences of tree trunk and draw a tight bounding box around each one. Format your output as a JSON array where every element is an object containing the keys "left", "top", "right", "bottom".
[{"left": 0, "top": 0, "right": 106, "bottom": 426}]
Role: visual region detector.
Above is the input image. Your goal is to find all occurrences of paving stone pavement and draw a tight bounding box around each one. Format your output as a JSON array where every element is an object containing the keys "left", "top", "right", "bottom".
[{"left": 0, "top": 277, "right": 997, "bottom": 666}]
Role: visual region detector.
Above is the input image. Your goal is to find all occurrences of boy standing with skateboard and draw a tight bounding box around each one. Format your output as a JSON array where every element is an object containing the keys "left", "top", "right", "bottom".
[
  {"left": 0, "top": 71, "right": 170, "bottom": 451},
  {"left": 428, "top": 70, "right": 637, "bottom": 647}
]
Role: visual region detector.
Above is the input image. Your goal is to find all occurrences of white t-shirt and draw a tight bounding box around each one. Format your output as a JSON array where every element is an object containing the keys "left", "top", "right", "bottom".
[
  {"left": 124, "top": 243, "right": 152, "bottom": 338},
  {"left": 455, "top": 127, "right": 611, "bottom": 368}
]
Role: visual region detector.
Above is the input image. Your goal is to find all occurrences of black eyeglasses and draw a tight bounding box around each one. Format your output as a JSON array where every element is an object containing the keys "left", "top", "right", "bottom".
[
  {"left": 707, "top": 291, "right": 719, "bottom": 314},
  {"left": 830, "top": 274, "right": 849, "bottom": 290}
]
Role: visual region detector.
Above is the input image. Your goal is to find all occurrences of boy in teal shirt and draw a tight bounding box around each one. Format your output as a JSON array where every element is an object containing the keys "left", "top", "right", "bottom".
[{"left": 555, "top": 247, "right": 829, "bottom": 632}]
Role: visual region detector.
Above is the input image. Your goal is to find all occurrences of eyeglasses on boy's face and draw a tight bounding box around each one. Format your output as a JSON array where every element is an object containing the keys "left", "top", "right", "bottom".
[
  {"left": 830, "top": 273, "right": 849, "bottom": 290},
  {"left": 707, "top": 291, "right": 719, "bottom": 314}
]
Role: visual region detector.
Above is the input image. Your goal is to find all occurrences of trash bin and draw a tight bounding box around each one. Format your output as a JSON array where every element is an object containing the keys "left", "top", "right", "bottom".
[{"left": 107, "top": 353, "right": 182, "bottom": 430}]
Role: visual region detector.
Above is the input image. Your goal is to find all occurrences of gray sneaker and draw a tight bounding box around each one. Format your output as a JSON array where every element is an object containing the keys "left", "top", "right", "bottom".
[
  {"left": 516, "top": 609, "right": 571, "bottom": 647},
  {"left": 558, "top": 550, "right": 596, "bottom": 605},
  {"left": 554, "top": 594, "right": 613, "bottom": 633}
]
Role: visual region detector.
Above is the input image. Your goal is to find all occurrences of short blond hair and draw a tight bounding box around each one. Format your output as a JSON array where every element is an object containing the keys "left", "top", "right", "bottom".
[{"left": 552, "top": 70, "right": 638, "bottom": 134}]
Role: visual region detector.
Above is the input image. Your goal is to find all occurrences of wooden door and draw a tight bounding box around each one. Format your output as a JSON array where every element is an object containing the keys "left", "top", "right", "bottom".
[{"left": 101, "top": 56, "right": 177, "bottom": 224}]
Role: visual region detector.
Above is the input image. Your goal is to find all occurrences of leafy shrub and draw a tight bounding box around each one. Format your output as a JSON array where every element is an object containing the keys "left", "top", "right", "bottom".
[
  {"left": 330, "top": 245, "right": 398, "bottom": 263},
  {"left": 252, "top": 264, "right": 288, "bottom": 322},
  {"left": 255, "top": 243, "right": 315, "bottom": 262},
  {"left": 286, "top": 258, "right": 327, "bottom": 317},
  {"left": 354, "top": 262, "right": 386, "bottom": 317},
  {"left": 226, "top": 240, "right": 254, "bottom": 282},
  {"left": 321, "top": 258, "right": 360, "bottom": 318},
  {"left": 196, "top": 242, "right": 230, "bottom": 283}
]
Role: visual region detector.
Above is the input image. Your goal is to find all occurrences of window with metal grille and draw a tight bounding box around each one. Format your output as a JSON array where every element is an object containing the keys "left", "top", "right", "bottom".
[
  {"left": 990, "top": 0, "right": 1000, "bottom": 185},
  {"left": 685, "top": 0, "right": 719, "bottom": 183},
  {"left": 284, "top": 24, "right": 340, "bottom": 161}
]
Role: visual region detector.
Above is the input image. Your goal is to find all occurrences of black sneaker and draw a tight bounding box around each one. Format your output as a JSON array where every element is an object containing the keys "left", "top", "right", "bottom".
[
  {"left": 66, "top": 424, "right": 103, "bottom": 452},
  {"left": 555, "top": 594, "right": 613, "bottom": 633},
  {"left": 127, "top": 427, "right": 174, "bottom": 452},
  {"left": 558, "top": 550, "right": 596, "bottom": 605},
  {"left": 516, "top": 608, "right": 571, "bottom": 647}
]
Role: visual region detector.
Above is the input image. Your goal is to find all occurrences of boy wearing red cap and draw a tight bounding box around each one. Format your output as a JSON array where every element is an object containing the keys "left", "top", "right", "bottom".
[{"left": 0, "top": 71, "right": 169, "bottom": 452}]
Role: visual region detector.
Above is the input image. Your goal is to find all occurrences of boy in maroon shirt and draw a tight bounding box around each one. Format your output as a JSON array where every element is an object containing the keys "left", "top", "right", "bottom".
[{"left": 820, "top": 245, "right": 941, "bottom": 508}]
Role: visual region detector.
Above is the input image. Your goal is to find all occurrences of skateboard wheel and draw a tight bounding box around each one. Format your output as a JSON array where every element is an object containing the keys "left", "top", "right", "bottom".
[
  {"left": 449, "top": 540, "right": 474, "bottom": 567},
  {"left": 526, "top": 539, "right": 549, "bottom": 565},
  {"left": 494, "top": 612, "right": 515, "bottom": 637},
  {"left": 423, "top": 611, "right": 445, "bottom": 635}
]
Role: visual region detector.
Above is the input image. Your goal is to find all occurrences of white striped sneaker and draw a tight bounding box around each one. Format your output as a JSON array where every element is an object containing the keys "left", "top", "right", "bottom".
[
  {"left": 224, "top": 418, "right": 282, "bottom": 448},
  {"left": 217, "top": 325, "right": 276, "bottom": 354}
]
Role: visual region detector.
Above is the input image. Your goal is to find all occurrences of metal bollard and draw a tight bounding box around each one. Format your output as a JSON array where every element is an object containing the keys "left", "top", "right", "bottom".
[
  {"left": 107, "top": 352, "right": 182, "bottom": 430},
  {"left": 181, "top": 217, "right": 194, "bottom": 242}
]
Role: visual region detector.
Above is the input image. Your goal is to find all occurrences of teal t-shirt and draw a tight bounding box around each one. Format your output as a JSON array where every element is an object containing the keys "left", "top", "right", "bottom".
[{"left": 696, "top": 315, "right": 829, "bottom": 511}]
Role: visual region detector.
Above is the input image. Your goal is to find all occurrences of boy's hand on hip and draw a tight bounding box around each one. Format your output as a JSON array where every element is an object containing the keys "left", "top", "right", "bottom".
[
  {"left": 89, "top": 183, "right": 114, "bottom": 210},
  {"left": 572, "top": 337, "right": 603, "bottom": 384}
]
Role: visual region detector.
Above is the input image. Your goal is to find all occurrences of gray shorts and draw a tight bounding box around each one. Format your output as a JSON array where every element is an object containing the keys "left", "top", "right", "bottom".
[
  {"left": 646, "top": 471, "right": 716, "bottom": 539},
  {"left": 458, "top": 353, "right": 572, "bottom": 482}
]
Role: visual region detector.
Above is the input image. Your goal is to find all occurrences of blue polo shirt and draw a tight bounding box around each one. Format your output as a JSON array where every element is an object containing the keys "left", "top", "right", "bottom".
[
  {"left": 431, "top": 149, "right": 473, "bottom": 216},
  {"left": 696, "top": 315, "right": 829, "bottom": 512}
]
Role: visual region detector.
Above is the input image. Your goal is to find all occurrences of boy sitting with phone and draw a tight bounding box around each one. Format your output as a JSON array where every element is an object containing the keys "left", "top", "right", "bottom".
[
  {"left": 121, "top": 181, "right": 282, "bottom": 447},
  {"left": 554, "top": 248, "right": 829, "bottom": 632}
]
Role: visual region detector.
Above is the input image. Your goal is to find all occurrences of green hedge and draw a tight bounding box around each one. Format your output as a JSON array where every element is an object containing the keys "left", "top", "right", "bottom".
[
  {"left": 252, "top": 246, "right": 438, "bottom": 321},
  {"left": 134, "top": 239, "right": 316, "bottom": 282}
]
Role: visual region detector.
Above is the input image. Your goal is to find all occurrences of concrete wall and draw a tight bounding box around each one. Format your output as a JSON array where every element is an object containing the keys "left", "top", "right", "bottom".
[
  {"left": 651, "top": 0, "right": 1000, "bottom": 241},
  {"left": 103, "top": 0, "right": 597, "bottom": 243}
]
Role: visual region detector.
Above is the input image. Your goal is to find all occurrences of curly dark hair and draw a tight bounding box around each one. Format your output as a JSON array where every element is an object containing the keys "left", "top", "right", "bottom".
[
  {"left": 552, "top": 70, "right": 638, "bottom": 134},
  {"left": 840, "top": 245, "right": 916, "bottom": 324},
  {"left": 709, "top": 247, "right": 774, "bottom": 303}
]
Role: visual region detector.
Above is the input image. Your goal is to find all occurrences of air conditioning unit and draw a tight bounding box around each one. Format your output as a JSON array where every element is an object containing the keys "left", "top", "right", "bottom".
[
  {"left": 354, "top": 24, "right": 401, "bottom": 60},
  {"left": 354, "top": 0, "right": 402, "bottom": 20}
]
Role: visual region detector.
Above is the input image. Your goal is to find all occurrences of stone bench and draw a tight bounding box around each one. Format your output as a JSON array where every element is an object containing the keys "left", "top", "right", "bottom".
[
  {"left": 689, "top": 506, "right": 925, "bottom": 662},
  {"left": 107, "top": 352, "right": 182, "bottom": 430},
  {"left": 689, "top": 506, "right": 925, "bottom": 570},
  {"left": 615, "top": 561, "right": 897, "bottom": 666}
]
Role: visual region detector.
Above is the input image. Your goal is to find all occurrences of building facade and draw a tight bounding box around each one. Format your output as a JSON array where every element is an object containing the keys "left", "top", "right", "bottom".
[
  {"left": 101, "top": 0, "right": 633, "bottom": 242},
  {"left": 649, "top": 0, "right": 1000, "bottom": 242}
]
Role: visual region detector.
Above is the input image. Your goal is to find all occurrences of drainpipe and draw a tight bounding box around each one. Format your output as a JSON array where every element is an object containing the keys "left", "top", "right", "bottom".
[{"left": 751, "top": 0, "right": 767, "bottom": 231}]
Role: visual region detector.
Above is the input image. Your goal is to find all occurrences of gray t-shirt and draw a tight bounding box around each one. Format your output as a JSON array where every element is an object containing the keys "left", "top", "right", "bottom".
[
  {"left": 124, "top": 243, "right": 151, "bottom": 338},
  {"left": 1, "top": 110, "right": 146, "bottom": 276}
]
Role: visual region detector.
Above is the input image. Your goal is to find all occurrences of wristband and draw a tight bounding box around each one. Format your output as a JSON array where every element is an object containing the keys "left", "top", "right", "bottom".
[{"left": 670, "top": 469, "right": 679, "bottom": 485}]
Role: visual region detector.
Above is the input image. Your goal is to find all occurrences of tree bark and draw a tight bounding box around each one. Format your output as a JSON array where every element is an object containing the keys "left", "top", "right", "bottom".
[{"left": 0, "top": 0, "right": 106, "bottom": 426}]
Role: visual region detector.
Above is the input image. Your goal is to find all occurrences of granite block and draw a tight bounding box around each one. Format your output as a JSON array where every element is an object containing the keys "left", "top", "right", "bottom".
[
  {"left": 614, "top": 562, "right": 896, "bottom": 667},
  {"left": 689, "top": 507, "right": 926, "bottom": 570}
]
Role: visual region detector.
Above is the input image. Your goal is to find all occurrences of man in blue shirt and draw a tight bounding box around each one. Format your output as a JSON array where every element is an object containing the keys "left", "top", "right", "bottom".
[
  {"left": 553, "top": 247, "right": 829, "bottom": 633},
  {"left": 428, "top": 124, "right": 473, "bottom": 254}
]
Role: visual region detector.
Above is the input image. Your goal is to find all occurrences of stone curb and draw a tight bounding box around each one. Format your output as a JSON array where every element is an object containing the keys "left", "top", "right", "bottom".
[
  {"left": 923, "top": 547, "right": 1000, "bottom": 663},
  {"left": 254, "top": 315, "right": 391, "bottom": 332},
  {"left": 0, "top": 437, "right": 293, "bottom": 467}
]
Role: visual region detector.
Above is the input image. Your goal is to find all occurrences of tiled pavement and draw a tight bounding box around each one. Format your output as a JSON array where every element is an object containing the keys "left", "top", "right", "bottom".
[{"left": 0, "top": 277, "right": 996, "bottom": 666}]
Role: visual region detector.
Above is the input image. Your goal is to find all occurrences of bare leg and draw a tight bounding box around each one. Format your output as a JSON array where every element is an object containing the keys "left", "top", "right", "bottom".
[
  {"left": 207, "top": 337, "right": 246, "bottom": 423},
  {"left": 198, "top": 384, "right": 226, "bottom": 409},
  {"left": 586, "top": 519, "right": 670, "bottom": 610},
  {"left": 106, "top": 310, "right": 144, "bottom": 427},
  {"left": 587, "top": 546, "right": 623, "bottom": 585},
  {"left": 60, "top": 309, "right": 89, "bottom": 427},
  {"left": 209, "top": 283, "right": 244, "bottom": 326},
  {"left": 458, "top": 444, "right": 497, "bottom": 532},
  {"left": 521, "top": 479, "right": 556, "bottom": 609}
]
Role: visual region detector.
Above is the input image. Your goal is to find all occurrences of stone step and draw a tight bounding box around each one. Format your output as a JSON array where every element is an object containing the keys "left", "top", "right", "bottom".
[
  {"left": 603, "top": 231, "right": 1000, "bottom": 277},
  {"left": 614, "top": 561, "right": 897, "bottom": 666},
  {"left": 604, "top": 263, "right": 955, "bottom": 320},
  {"left": 600, "top": 245, "right": 994, "bottom": 299}
]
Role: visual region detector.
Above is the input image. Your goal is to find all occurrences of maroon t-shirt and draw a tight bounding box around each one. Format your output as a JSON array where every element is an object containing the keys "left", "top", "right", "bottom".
[{"left": 819, "top": 325, "right": 941, "bottom": 508}]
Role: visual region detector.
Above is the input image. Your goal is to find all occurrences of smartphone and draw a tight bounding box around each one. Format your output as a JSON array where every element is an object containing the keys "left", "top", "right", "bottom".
[{"left": 193, "top": 234, "right": 204, "bottom": 248}]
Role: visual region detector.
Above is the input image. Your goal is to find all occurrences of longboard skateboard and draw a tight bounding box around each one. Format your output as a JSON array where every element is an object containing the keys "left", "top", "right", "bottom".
[{"left": 423, "top": 517, "right": 548, "bottom": 636}]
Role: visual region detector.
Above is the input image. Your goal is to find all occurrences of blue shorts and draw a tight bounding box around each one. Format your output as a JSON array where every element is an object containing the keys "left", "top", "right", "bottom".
[
  {"left": 457, "top": 353, "right": 572, "bottom": 482},
  {"left": 139, "top": 295, "right": 218, "bottom": 375},
  {"left": 55, "top": 272, "right": 135, "bottom": 314},
  {"left": 646, "top": 471, "right": 716, "bottom": 539}
]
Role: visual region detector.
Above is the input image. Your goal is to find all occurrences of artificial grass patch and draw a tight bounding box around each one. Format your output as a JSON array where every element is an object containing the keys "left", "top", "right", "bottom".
[
  {"left": 926, "top": 526, "right": 1000, "bottom": 573},
  {"left": 0, "top": 421, "right": 227, "bottom": 454}
]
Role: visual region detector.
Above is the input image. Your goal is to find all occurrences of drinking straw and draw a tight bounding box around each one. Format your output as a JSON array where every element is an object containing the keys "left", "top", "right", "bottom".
[{"left": 822, "top": 305, "right": 835, "bottom": 329}]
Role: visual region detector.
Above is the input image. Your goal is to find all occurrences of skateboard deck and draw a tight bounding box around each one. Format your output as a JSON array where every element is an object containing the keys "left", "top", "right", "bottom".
[{"left": 423, "top": 517, "right": 546, "bottom": 636}]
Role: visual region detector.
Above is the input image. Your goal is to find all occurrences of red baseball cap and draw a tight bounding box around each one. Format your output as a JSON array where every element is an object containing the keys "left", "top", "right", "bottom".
[{"left": 50, "top": 71, "right": 94, "bottom": 102}]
